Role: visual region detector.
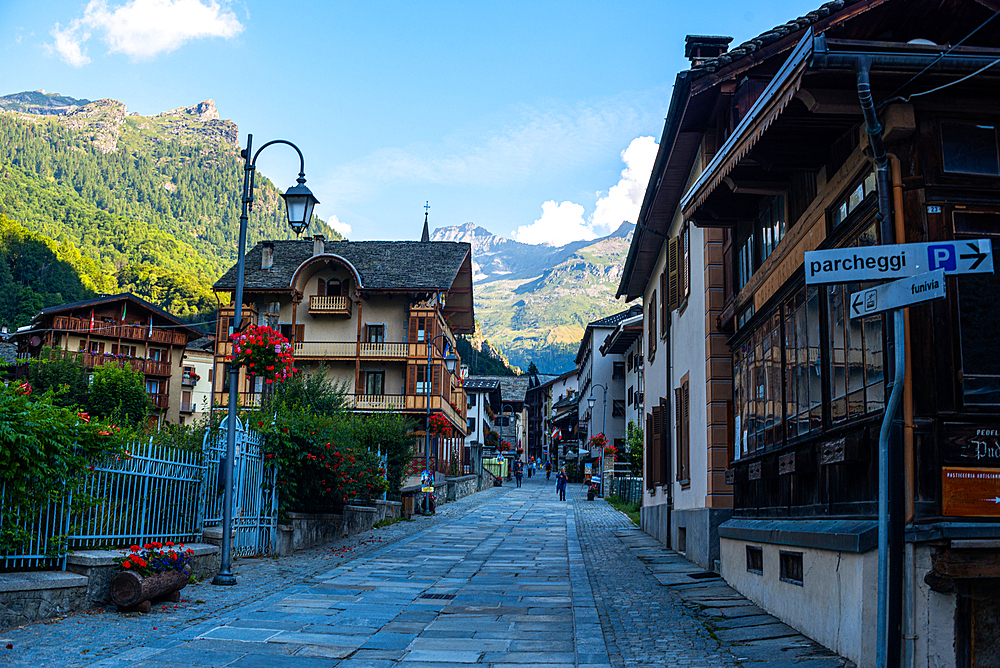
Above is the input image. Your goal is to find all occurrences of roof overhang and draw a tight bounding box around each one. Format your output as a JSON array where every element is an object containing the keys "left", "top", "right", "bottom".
[
  {"left": 290, "top": 254, "right": 365, "bottom": 293},
  {"left": 681, "top": 30, "right": 814, "bottom": 222}
]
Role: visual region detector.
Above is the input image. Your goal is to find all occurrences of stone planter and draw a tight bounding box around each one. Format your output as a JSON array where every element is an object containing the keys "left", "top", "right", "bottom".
[{"left": 109, "top": 568, "right": 189, "bottom": 612}]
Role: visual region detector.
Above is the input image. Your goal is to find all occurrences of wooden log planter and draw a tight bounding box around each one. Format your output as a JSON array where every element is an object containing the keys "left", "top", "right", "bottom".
[{"left": 110, "top": 568, "right": 189, "bottom": 612}]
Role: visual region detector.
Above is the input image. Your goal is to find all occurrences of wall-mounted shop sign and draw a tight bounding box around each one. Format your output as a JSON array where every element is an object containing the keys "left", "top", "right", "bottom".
[
  {"left": 942, "top": 423, "right": 1000, "bottom": 467},
  {"left": 942, "top": 467, "right": 1000, "bottom": 517}
]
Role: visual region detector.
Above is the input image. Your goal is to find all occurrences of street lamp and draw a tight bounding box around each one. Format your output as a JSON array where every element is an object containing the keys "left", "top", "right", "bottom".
[
  {"left": 214, "top": 134, "right": 318, "bottom": 587},
  {"left": 588, "top": 383, "right": 607, "bottom": 497},
  {"left": 424, "top": 333, "right": 458, "bottom": 515},
  {"left": 502, "top": 402, "right": 519, "bottom": 479}
]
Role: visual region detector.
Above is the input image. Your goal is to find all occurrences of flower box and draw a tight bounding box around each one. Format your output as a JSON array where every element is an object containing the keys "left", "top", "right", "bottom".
[{"left": 109, "top": 567, "right": 189, "bottom": 611}]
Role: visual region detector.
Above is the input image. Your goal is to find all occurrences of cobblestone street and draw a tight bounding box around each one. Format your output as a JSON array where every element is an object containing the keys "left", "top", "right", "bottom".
[{"left": 3, "top": 477, "right": 852, "bottom": 667}]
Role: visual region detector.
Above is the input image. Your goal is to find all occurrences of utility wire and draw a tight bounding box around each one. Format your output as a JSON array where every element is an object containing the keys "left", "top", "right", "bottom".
[{"left": 880, "top": 10, "right": 1000, "bottom": 106}]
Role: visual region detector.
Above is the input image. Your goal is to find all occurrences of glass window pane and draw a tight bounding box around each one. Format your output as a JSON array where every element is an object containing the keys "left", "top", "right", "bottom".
[{"left": 942, "top": 123, "right": 1000, "bottom": 175}]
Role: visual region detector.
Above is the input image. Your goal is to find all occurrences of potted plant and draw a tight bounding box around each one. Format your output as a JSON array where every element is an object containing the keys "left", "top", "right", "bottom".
[{"left": 110, "top": 542, "right": 195, "bottom": 612}]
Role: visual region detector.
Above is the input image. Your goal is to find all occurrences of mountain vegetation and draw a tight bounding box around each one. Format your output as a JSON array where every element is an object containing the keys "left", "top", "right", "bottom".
[
  {"left": 434, "top": 223, "right": 635, "bottom": 374},
  {"left": 457, "top": 321, "right": 517, "bottom": 376},
  {"left": 0, "top": 94, "right": 339, "bottom": 329}
]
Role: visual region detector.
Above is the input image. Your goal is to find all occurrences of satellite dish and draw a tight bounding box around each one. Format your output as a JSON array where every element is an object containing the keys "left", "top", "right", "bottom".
[{"left": 29, "top": 335, "right": 42, "bottom": 348}]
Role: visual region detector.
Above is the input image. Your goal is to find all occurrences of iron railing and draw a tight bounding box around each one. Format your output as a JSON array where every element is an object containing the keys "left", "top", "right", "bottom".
[
  {"left": 0, "top": 439, "right": 204, "bottom": 571},
  {"left": 608, "top": 475, "right": 643, "bottom": 506}
]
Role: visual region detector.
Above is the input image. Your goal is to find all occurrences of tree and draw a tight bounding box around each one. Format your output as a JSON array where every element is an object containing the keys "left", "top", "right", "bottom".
[
  {"left": 86, "top": 364, "right": 151, "bottom": 427},
  {"left": 27, "top": 348, "right": 90, "bottom": 408},
  {"left": 526, "top": 362, "right": 539, "bottom": 376},
  {"left": 625, "top": 419, "right": 643, "bottom": 474}
]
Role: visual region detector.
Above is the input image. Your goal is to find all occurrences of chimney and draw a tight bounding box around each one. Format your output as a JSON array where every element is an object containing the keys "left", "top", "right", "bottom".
[
  {"left": 261, "top": 242, "right": 274, "bottom": 269},
  {"left": 313, "top": 234, "right": 325, "bottom": 256},
  {"left": 684, "top": 35, "right": 732, "bottom": 66}
]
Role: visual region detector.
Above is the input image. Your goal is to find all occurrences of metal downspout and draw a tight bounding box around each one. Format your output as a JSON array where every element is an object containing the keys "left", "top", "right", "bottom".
[{"left": 857, "top": 58, "right": 904, "bottom": 668}]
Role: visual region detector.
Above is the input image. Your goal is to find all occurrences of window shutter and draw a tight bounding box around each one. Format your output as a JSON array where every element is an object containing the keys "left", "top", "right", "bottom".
[
  {"left": 681, "top": 224, "right": 691, "bottom": 301},
  {"left": 433, "top": 365, "right": 441, "bottom": 395},
  {"left": 649, "top": 408, "right": 661, "bottom": 488},
  {"left": 659, "top": 398, "right": 671, "bottom": 484},
  {"left": 294, "top": 324, "right": 304, "bottom": 343},
  {"left": 681, "top": 379, "right": 690, "bottom": 483},
  {"left": 409, "top": 317, "right": 418, "bottom": 343},
  {"left": 408, "top": 365, "right": 416, "bottom": 395},
  {"left": 317, "top": 279, "right": 326, "bottom": 296},
  {"left": 668, "top": 236, "right": 681, "bottom": 310},
  {"left": 675, "top": 388, "right": 683, "bottom": 481},
  {"left": 660, "top": 271, "right": 667, "bottom": 337},
  {"left": 648, "top": 294, "right": 657, "bottom": 361},
  {"left": 645, "top": 413, "right": 654, "bottom": 488}
]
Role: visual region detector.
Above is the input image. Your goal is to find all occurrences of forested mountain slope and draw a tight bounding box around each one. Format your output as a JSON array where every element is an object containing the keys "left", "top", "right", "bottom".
[{"left": 0, "top": 94, "right": 339, "bottom": 328}]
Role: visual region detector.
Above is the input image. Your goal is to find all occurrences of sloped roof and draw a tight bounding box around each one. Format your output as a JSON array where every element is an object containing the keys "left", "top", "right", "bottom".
[
  {"left": 34, "top": 293, "right": 204, "bottom": 339},
  {"left": 473, "top": 374, "right": 530, "bottom": 404},
  {"left": 214, "top": 239, "right": 472, "bottom": 293},
  {"left": 576, "top": 305, "right": 644, "bottom": 365},
  {"left": 464, "top": 377, "right": 502, "bottom": 392}
]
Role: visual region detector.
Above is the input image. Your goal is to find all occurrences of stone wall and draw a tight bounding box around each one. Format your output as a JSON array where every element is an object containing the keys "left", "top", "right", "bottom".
[
  {"left": 446, "top": 474, "right": 479, "bottom": 501},
  {"left": 0, "top": 572, "right": 88, "bottom": 629},
  {"left": 276, "top": 500, "right": 402, "bottom": 556}
]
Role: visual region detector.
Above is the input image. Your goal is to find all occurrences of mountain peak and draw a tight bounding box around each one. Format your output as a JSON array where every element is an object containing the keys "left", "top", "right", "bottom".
[
  {"left": 0, "top": 91, "right": 92, "bottom": 116},
  {"left": 156, "top": 99, "right": 219, "bottom": 122}
]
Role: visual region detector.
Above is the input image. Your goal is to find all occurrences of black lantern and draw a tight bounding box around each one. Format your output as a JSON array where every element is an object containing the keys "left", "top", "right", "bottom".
[
  {"left": 282, "top": 177, "right": 319, "bottom": 236},
  {"left": 444, "top": 349, "right": 458, "bottom": 374}
]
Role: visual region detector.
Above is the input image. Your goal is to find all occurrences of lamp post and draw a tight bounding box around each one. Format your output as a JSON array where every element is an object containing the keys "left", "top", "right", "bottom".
[
  {"left": 424, "top": 333, "right": 458, "bottom": 515},
  {"left": 502, "top": 402, "right": 519, "bottom": 479},
  {"left": 588, "top": 383, "right": 607, "bottom": 497},
  {"left": 214, "top": 134, "right": 318, "bottom": 586}
]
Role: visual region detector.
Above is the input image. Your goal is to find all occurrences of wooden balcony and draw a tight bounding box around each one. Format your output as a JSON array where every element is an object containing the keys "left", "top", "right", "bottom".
[
  {"left": 52, "top": 316, "right": 187, "bottom": 346},
  {"left": 149, "top": 393, "right": 168, "bottom": 410},
  {"left": 294, "top": 341, "right": 408, "bottom": 360},
  {"left": 308, "top": 295, "right": 351, "bottom": 316},
  {"left": 350, "top": 394, "right": 406, "bottom": 411},
  {"left": 43, "top": 350, "right": 172, "bottom": 376}
]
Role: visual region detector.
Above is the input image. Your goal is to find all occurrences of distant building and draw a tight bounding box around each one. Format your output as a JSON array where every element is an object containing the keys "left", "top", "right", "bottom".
[
  {"left": 178, "top": 336, "right": 215, "bottom": 426},
  {"left": 600, "top": 308, "right": 644, "bottom": 471},
  {"left": 13, "top": 293, "right": 204, "bottom": 426},
  {"left": 212, "top": 234, "right": 475, "bottom": 475},
  {"left": 525, "top": 373, "right": 558, "bottom": 461}
]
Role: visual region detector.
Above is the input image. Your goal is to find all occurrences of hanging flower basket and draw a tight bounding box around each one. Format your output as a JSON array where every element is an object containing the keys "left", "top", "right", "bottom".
[
  {"left": 588, "top": 433, "right": 608, "bottom": 451},
  {"left": 226, "top": 324, "right": 297, "bottom": 384},
  {"left": 428, "top": 414, "right": 452, "bottom": 436}
]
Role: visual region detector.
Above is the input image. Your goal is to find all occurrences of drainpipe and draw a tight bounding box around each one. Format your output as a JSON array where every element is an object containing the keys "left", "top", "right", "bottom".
[
  {"left": 857, "top": 58, "right": 904, "bottom": 668},
  {"left": 890, "top": 153, "right": 918, "bottom": 668}
]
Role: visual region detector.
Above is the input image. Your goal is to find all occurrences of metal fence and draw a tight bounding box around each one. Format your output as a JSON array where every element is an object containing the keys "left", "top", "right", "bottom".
[
  {"left": 1, "top": 421, "right": 272, "bottom": 571},
  {"left": 607, "top": 475, "right": 643, "bottom": 506}
]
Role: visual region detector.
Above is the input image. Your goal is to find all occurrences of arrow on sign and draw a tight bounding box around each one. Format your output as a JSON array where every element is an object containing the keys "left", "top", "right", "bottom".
[
  {"left": 984, "top": 497, "right": 1000, "bottom": 504},
  {"left": 851, "top": 292, "right": 864, "bottom": 317},
  {"left": 960, "top": 242, "right": 989, "bottom": 270}
]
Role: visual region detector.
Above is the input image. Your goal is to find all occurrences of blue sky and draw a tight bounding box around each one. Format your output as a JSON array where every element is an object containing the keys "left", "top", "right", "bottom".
[{"left": 1, "top": 0, "right": 819, "bottom": 243}]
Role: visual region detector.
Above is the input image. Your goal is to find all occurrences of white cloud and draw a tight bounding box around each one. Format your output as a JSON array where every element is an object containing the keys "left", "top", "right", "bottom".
[
  {"left": 513, "top": 201, "right": 594, "bottom": 246},
  {"left": 512, "top": 135, "right": 658, "bottom": 246},
  {"left": 327, "top": 214, "right": 352, "bottom": 239},
  {"left": 47, "top": 0, "right": 242, "bottom": 67}
]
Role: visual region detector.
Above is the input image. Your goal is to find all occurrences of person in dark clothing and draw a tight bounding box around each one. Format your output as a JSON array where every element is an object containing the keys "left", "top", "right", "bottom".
[
  {"left": 514, "top": 459, "right": 524, "bottom": 487},
  {"left": 545, "top": 461, "right": 552, "bottom": 480},
  {"left": 555, "top": 467, "right": 567, "bottom": 501}
]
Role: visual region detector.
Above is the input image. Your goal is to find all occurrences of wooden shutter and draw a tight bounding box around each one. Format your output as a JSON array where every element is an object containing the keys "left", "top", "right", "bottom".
[
  {"left": 667, "top": 236, "right": 681, "bottom": 310},
  {"left": 660, "top": 271, "right": 667, "bottom": 336},
  {"left": 408, "top": 317, "right": 418, "bottom": 343},
  {"left": 648, "top": 294, "right": 657, "bottom": 361},
  {"left": 294, "top": 324, "right": 304, "bottom": 343},
  {"left": 681, "top": 224, "right": 690, "bottom": 302},
  {"left": 407, "top": 365, "right": 416, "bottom": 395},
  {"left": 432, "top": 365, "right": 441, "bottom": 396},
  {"left": 683, "top": 379, "right": 690, "bottom": 483},
  {"left": 648, "top": 408, "right": 662, "bottom": 489},
  {"left": 317, "top": 279, "right": 326, "bottom": 296},
  {"left": 675, "top": 388, "right": 683, "bottom": 481}
]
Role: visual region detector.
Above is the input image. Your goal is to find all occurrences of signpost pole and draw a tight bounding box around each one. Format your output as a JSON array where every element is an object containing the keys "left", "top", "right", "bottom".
[{"left": 876, "top": 308, "right": 906, "bottom": 668}]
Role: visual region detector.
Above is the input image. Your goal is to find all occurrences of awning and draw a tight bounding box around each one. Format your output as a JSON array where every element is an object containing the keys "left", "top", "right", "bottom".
[{"left": 680, "top": 30, "right": 814, "bottom": 220}]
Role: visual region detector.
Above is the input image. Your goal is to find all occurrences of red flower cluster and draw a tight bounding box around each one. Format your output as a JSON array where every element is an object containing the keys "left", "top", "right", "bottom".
[
  {"left": 117, "top": 541, "right": 195, "bottom": 576},
  {"left": 427, "top": 414, "right": 452, "bottom": 436},
  {"left": 225, "top": 324, "right": 297, "bottom": 383}
]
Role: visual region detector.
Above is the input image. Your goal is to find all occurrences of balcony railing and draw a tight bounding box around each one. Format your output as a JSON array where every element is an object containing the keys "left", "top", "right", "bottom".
[
  {"left": 350, "top": 394, "right": 406, "bottom": 411},
  {"left": 51, "top": 316, "right": 187, "bottom": 346},
  {"left": 149, "top": 393, "right": 168, "bottom": 410},
  {"left": 308, "top": 295, "right": 351, "bottom": 316},
  {"left": 39, "top": 350, "right": 171, "bottom": 376},
  {"left": 293, "top": 341, "right": 408, "bottom": 359},
  {"left": 180, "top": 402, "right": 196, "bottom": 413},
  {"left": 181, "top": 374, "right": 199, "bottom": 387}
]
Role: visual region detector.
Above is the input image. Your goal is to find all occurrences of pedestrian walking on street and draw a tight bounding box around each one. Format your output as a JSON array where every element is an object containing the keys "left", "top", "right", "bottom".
[
  {"left": 527, "top": 459, "right": 533, "bottom": 478},
  {"left": 556, "top": 467, "right": 567, "bottom": 501},
  {"left": 514, "top": 459, "right": 524, "bottom": 488},
  {"left": 545, "top": 461, "right": 552, "bottom": 480}
]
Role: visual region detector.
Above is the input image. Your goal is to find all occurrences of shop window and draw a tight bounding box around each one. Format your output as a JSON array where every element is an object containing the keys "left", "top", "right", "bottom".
[
  {"left": 779, "top": 551, "right": 803, "bottom": 586},
  {"left": 956, "top": 212, "right": 1000, "bottom": 404},
  {"left": 942, "top": 122, "right": 1000, "bottom": 176},
  {"left": 746, "top": 546, "right": 763, "bottom": 575}
]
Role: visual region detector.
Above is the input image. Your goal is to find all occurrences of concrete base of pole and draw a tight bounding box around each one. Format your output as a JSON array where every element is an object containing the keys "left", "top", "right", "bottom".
[{"left": 212, "top": 572, "right": 237, "bottom": 586}]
